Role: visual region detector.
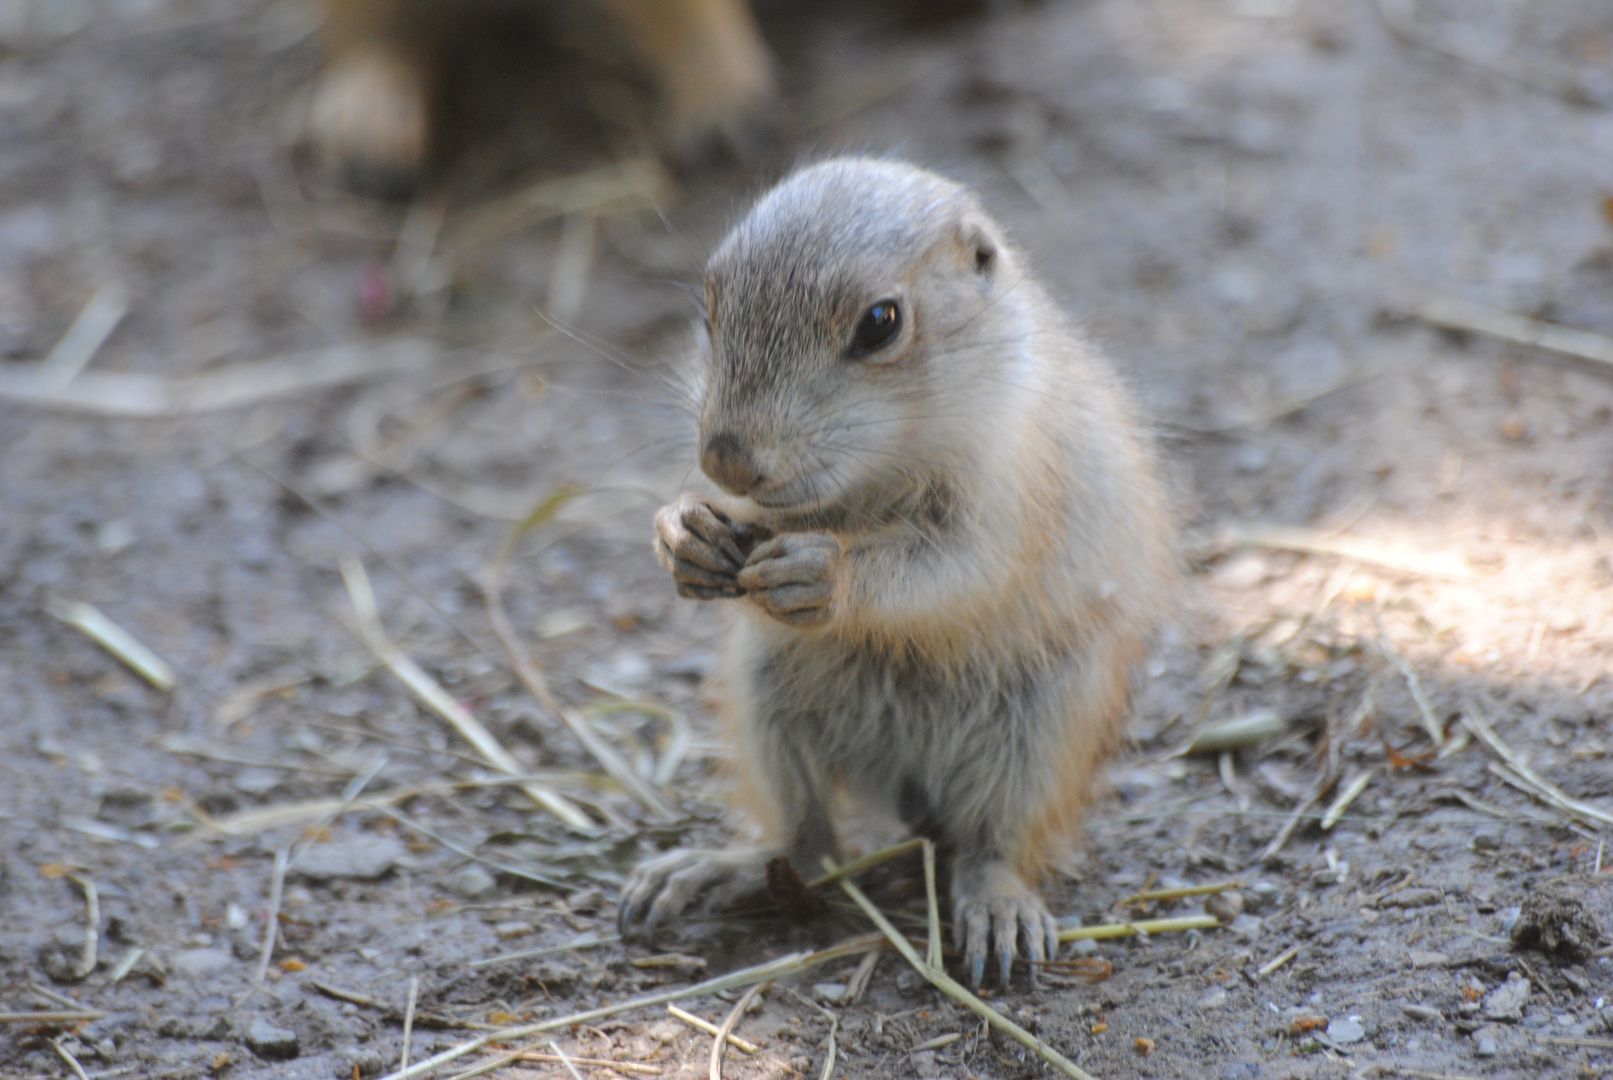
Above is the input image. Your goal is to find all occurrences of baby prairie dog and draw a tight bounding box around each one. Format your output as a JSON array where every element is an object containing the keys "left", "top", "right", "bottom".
[{"left": 619, "top": 158, "right": 1176, "bottom": 988}]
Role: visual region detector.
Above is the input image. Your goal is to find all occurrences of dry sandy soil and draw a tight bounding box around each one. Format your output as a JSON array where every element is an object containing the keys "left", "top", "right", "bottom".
[{"left": 3, "top": 0, "right": 1613, "bottom": 1078}]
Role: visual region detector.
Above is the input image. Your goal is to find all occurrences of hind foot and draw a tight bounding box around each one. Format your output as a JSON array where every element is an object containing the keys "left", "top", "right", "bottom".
[{"left": 952, "top": 858, "right": 1060, "bottom": 990}]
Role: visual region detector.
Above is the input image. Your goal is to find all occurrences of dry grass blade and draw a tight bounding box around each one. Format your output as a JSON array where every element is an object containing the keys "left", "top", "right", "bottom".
[
  {"left": 0, "top": 1011, "right": 106, "bottom": 1024},
  {"left": 340, "top": 554, "right": 593, "bottom": 830},
  {"left": 831, "top": 867, "right": 1099, "bottom": 1080},
  {"left": 1030, "top": 957, "right": 1113, "bottom": 983},
  {"left": 550, "top": 1040, "right": 586, "bottom": 1080},
  {"left": 1257, "top": 944, "right": 1301, "bottom": 977},
  {"left": 472, "top": 935, "right": 620, "bottom": 969},
  {"left": 1463, "top": 706, "right": 1613, "bottom": 829},
  {"left": 1121, "top": 880, "right": 1243, "bottom": 905},
  {"left": 1221, "top": 522, "right": 1473, "bottom": 582},
  {"left": 52, "top": 1037, "right": 90, "bottom": 1080},
  {"left": 1413, "top": 293, "right": 1613, "bottom": 369},
  {"left": 1058, "top": 916, "right": 1219, "bottom": 943},
  {"left": 441, "top": 158, "right": 668, "bottom": 258},
  {"left": 805, "top": 837, "right": 925, "bottom": 890},
  {"left": 486, "top": 490, "right": 677, "bottom": 822},
  {"left": 45, "top": 596, "right": 175, "bottom": 691},
  {"left": 37, "top": 281, "right": 128, "bottom": 391},
  {"left": 1375, "top": 637, "right": 1445, "bottom": 747},
  {"left": 1184, "top": 710, "right": 1286, "bottom": 755},
  {"left": 65, "top": 875, "right": 99, "bottom": 982},
  {"left": 666, "top": 1006, "right": 759, "bottom": 1054},
  {"left": 0, "top": 338, "right": 438, "bottom": 417},
  {"left": 922, "top": 839, "right": 942, "bottom": 971},
  {"left": 1321, "top": 769, "right": 1378, "bottom": 830},
  {"left": 783, "top": 986, "right": 840, "bottom": 1080},
  {"left": 372, "top": 934, "right": 885, "bottom": 1080},
  {"left": 515, "top": 1052, "right": 661, "bottom": 1075},
  {"left": 844, "top": 947, "right": 882, "bottom": 1005},
  {"left": 709, "top": 981, "right": 768, "bottom": 1080},
  {"left": 400, "top": 975, "right": 419, "bottom": 1072}
]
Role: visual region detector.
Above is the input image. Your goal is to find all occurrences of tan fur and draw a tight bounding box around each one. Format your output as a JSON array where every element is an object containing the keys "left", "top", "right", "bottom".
[
  {"left": 625, "top": 158, "right": 1178, "bottom": 987},
  {"left": 308, "top": 0, "right": 774, "bottom": 191}
]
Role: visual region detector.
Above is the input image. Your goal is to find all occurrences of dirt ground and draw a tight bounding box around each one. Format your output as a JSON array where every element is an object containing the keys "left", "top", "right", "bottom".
[{"left": 3, "top": 0, "right": 1613, "bottom": 1077}]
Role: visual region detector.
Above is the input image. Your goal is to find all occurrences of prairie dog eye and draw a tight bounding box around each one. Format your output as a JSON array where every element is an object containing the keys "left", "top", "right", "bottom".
[{"left": 847, "top": 299, "right": 902, "bottom": 359}]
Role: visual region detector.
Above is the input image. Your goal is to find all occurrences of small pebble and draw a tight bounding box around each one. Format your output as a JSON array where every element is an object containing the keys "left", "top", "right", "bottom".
[
  {"left": 1196, "top": 988, "right": 1228, "bottom": 1009},
  {"left": 244, "top": 1017, "right": 299, "bottom": 1060},
  {"left": 1206, "top": 890, "right": 1244, "bottom": 921},
  {"left": 813, "top": 982, "right": 847, "bottom": 1003},
  {"left": 1483, "top": 974, "right": 1530, "bottom": 1021},
  {"left": 1475, "top": 1034, "right": 1499, "bottom": 1057},
  {"left": 293, "top": 836, "right": 405, "bottom": 882},
  {"left": 566, "top": 887, "right": 604, "bottom": 915},
  {"left": 1326, "top": 1017, "right": 1365, "bottom": 1044},
  {"left": 448, "top": 866, "right": 497, "bottom": 899},
  {"left": 172, "top": 948, "right": 235, "bottom": 979},
  {"left": 1403, "top": 1004, "right": 1442, "bottom": 1022}
]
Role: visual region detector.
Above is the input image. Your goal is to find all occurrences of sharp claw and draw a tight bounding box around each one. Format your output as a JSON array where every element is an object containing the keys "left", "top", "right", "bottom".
[
  {"left": 970, "top": 953, "right": 986, "bottom": 991},
  {"left": 997, "top": 946, "right": 1013, "bottom": 991}
]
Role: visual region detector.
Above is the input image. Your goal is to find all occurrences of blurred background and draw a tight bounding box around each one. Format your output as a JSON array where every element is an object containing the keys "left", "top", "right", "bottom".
[{"left": 2, "top": 1, "right": 1612, "bottom": 1077}]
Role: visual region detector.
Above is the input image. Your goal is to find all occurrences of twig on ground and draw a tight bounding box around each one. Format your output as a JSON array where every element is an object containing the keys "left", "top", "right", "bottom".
[
  {"left": 1219, "top": 522, "right": 1473, "bottom": 582},
  {"left": 1321, "top": 769, "right": 1378, "bottom": 830},
  {"left": 666, "top": 1006, "right": 758, "bottom": 1054},
  {"left": 844, "top": 947, "right": 882, "bottom": 1005},
  {"left": 372, "top": 933, "right": 886, "bottom": 1080},
  {"left": 52, "top": 1037, "right": 90, "bottom": 1080},
  {"left": 1184, "top": 709, "right": 1287, "bottom": 756},
  {"left": 514, "top": 1052, "right": 660, "bottom": 1075},
  {"left": 550, "top": 1040, "right": 587, "bottom": 1080},
  {"left": 484, "top": 491, "right": 677, "bottom": 822},
  {"left": 400, "top": 976, "right": 419, "bottom": 1072},
  {"left": 922, "top": 839, "right": 942, "bottom": 971},
  {"left": 341, "top": 554, "right": 592, "bottom": 830},
  {"left": 831, "top": 866, "right": 1098, "bottom": 1080},
  {"left": 66, "top": 875, "right": 99, "bottom": 982},
  {"left": 783, "top": 986, "right": 840, "bottom": 1080},
  {"left": 45, "top": 597, "right": 175, "bottom": 692},
  {"left": 1375, "top": 637, "right": 1446, "bottom": 747},
  {"left": 1463, "top": 705, "right": 1613, "bottom": 829},
  {"left": 0, "top": 1011, "right": 106, "bottom": 1024},
  {"left": 1120, "top": 880, "right": 1243, "bottom": 905},
  {"left": 0, "top": 338, "right": 438, "bottom": 417},
  {"left": 1058, "top": 916, "right": 1219, "bottom": 943},
  {"left": 805, "top": 837, "right": 925, "bottom": 890},
  {"left": 37, "top": 282, "right": 128, "bottom": 391},
  {"left": 472, "top": 935, "right": 620, "bottom": 969},
  {"left": 710, "top": 981, "right": 768, "bottom": 1080},
  {"left": 1414, "top": 294, "right": 1613, "bottom": 369},
  {"left": 1257, "top": 944, "right": 1301, "bottom": 978}
]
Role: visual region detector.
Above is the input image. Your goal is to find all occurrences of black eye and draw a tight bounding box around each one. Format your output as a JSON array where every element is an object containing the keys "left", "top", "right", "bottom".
[{"left": 847, "top": 300, "right": 902, "bottom": 358}]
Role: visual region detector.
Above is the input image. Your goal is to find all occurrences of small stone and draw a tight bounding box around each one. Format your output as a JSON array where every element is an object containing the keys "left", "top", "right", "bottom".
[
  {"left": 293, "top": 836, "right": 405, "bottom": 882},
  {"left": 494, "top": 921, "right": 534, "bottom": 939},
  {"left": 447, "top": 866, "right": 497, "bottom": 899},
  {"left": 566, "top": 887, "right": 604, "bottom": 915},
  {"left": 1326, "top": 1017, "right": 1365, "bottom": 1044},
  {"left": 195, "top": 1015, "right": 231, "bottom": 1041},
  {"left": 1229, "top": 913, "right": 1264, "bottom": 941},
  {"left": 813, "top": 982, "right": 847, "bottom": 1003},
  {"left": 338, "top": 1047, "right": 385, "bottom": 1078},
  {"left": 1408, "top": 949, "right": 1450, "bottom": 968},
  {"left": 1196, "top": 987, "right": 1229, "bottom": 1009},
  {"left": 1206, "top": 891, "right": 1244, "bottom": 921},
  {"left": 233, "top": 767, "right": 283, "bottom": 795},
  {"left": 172, "top": 948, "right": 235, "bottom": 979},
  {"left": 1483, "top": 974, "right": 1531, "bottom": 1021},
  {"left": 1473, "top": 1026, "right": 1500, "bottom": 1057},
  {"left": 910, "top": 1050, "right": 940, "bottom": 1078},
  {"left": 1380, "top": 888, "right": 1441, "bottom": 908},
  {"left": 1403, "top": 1004, "right": 1442, "bottom": 1022},
  {"left": 244, "top": 1017, "right": 299, "bottom": 1060}
]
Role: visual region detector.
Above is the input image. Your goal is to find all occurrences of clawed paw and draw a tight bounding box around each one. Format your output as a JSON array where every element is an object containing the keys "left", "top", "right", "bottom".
[
  {"left": 617, "top": 847, "right": 771, "bottom": 936},
  {"left": 653, "top": 494, "right": 769, "bottom": 601},
  {"left": 306, "top": 47, "right": 429, "bottom": 197},
  {"left": 737, "top": 532, "right": 839, "bottom": 628},
  {"left": 952, "top": 861, "right": 1060, "bottom": 990}
]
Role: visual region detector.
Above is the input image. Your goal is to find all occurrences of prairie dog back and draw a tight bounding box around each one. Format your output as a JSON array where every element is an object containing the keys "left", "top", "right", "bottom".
[{"left": 622, "top": 157, "right": 1176, "bottom": 990}]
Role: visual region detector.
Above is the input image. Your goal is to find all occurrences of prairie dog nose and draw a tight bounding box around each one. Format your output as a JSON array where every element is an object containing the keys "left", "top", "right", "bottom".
[{"left": 701, "top": 432, "right": 764, "bottom": 495}]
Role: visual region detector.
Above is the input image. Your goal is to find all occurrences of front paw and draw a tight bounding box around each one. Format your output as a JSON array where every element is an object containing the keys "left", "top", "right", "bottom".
[
  {"left": 617, "top": 847, "right": 771, "bottom": 935},
  {"left": 737, "top": 532, "right": 839, "bottom": 628},
  {"left": 306, "top": 46, "right": 430, "bottom": 197},
  {"left": 653, "top": 494, "right": 767, "bottom": 600},
  {"left": 952, "top": 860, "right": 1060, "bottom": 991}
]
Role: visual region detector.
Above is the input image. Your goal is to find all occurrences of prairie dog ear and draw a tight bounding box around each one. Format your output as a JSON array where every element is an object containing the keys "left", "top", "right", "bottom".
[{"left": 957, "top": 216, "right": 998, "bottom": 278}]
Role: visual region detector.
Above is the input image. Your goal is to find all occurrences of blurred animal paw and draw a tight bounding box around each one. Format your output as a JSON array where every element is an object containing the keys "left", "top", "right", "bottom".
[{"left": 305, "top": 45, "right": 429, "bottom": 197}]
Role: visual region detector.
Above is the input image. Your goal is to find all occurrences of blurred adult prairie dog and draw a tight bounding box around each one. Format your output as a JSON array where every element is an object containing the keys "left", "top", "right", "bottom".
[
  {"left": 619, "top": 158, "right": 1176, "bottom": 988},
  {"left": 307, "top": 0, "right": 774, "bottom": 193}
]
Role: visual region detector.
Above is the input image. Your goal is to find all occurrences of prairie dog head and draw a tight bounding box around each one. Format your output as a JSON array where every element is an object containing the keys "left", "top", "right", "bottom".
[{"left": 696, "top": 158, "right": 1039, "bottom": 526}]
